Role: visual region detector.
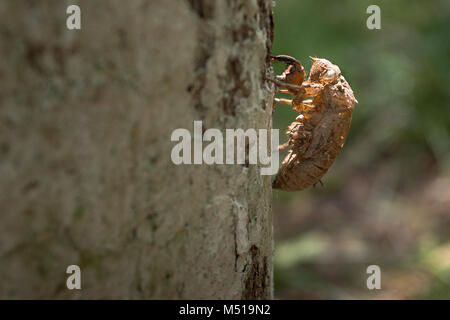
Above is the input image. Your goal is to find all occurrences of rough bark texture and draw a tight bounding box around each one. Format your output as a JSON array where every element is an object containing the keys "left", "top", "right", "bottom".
[{"left": 0, "top": 0, "right": 274, "bottom": 299}]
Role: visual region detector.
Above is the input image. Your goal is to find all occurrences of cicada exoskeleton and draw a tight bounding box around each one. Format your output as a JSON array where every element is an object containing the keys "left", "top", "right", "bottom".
[{"left": 267, "top": 55, "right": 357, "bottom": 191}]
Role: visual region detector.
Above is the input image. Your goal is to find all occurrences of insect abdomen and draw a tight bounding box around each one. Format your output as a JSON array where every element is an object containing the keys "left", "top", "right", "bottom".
[
  {"left": 273, "top": 118, "right": 351, "bottom": 191},
  {"left": 273, "top": 81, "right": 354, "bottom": 191}
]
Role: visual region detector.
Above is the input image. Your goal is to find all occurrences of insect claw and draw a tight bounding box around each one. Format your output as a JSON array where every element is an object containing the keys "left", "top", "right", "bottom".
[
  {"left": 271, "top": 55, "right": 301, "bottom": 66},
  {"left": 313, "top": 179, "right": 324, "bottom": 188}
]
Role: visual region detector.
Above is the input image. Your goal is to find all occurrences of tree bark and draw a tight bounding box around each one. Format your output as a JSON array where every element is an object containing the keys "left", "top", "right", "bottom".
[{"left": 0, "top": 0, "right": 274, "bottom": 299}]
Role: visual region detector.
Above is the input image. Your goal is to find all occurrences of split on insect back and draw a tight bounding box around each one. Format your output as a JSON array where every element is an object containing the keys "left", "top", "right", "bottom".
[{"left": 267, "top": 55, "right": 358, "bottom": 192}]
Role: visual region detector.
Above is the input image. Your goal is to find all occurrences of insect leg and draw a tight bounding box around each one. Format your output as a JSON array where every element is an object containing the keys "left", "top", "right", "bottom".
[
  {"left": 266, "top": 77, "right": 303, "bottom": 91},
  {"left": 278, "top": 89, "right": 295, "bottom": 95},
  {"left": 285, "top": 150, "right": 298, "bottom": 166},
  {"left": 275, "top": 98, "right": 293, "bottom": 105},
  {"left": 277, "top": 141, "right": 290, "bottom": 151},
  {"left": 286, "top": 130, "right": 312, "bottom": 169},
  {"left": 313, "top": 179, "right": 324, "bottom": 188},
  {"left": 271, "top": 55, "right": 306, "bottom": 91},
  {"left": 292, "top": 98, "right": 315, "bottom": 113},
  {"left": 301, "top": 99, "right": 314, "bottom": 107}
]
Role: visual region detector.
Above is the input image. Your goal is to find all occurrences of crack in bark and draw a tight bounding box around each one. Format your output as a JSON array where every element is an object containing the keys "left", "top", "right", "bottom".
[{"left": 242, "top": 245, "right": 269, "bottom": 299}]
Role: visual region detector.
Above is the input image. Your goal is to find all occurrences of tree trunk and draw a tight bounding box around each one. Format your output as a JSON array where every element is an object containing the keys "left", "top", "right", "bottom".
[{"left": 0, "top": 0, "right": 274, "bottom": 299}]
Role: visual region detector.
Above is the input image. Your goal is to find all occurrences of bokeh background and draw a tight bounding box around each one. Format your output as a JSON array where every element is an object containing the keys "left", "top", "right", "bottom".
[{"left": 272, "top": 0, "right": 450, "bottom": 299}]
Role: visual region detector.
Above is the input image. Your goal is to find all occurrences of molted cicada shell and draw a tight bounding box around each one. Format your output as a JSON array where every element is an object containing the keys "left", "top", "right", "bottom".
[{"left": 267, "top": 55, "right": 357, "bottom": 191}]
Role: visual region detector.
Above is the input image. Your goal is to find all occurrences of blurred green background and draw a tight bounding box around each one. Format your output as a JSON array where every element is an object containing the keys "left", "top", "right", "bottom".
[{"left": 271, "top": 0, "right": 450, "bottom": 299}]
